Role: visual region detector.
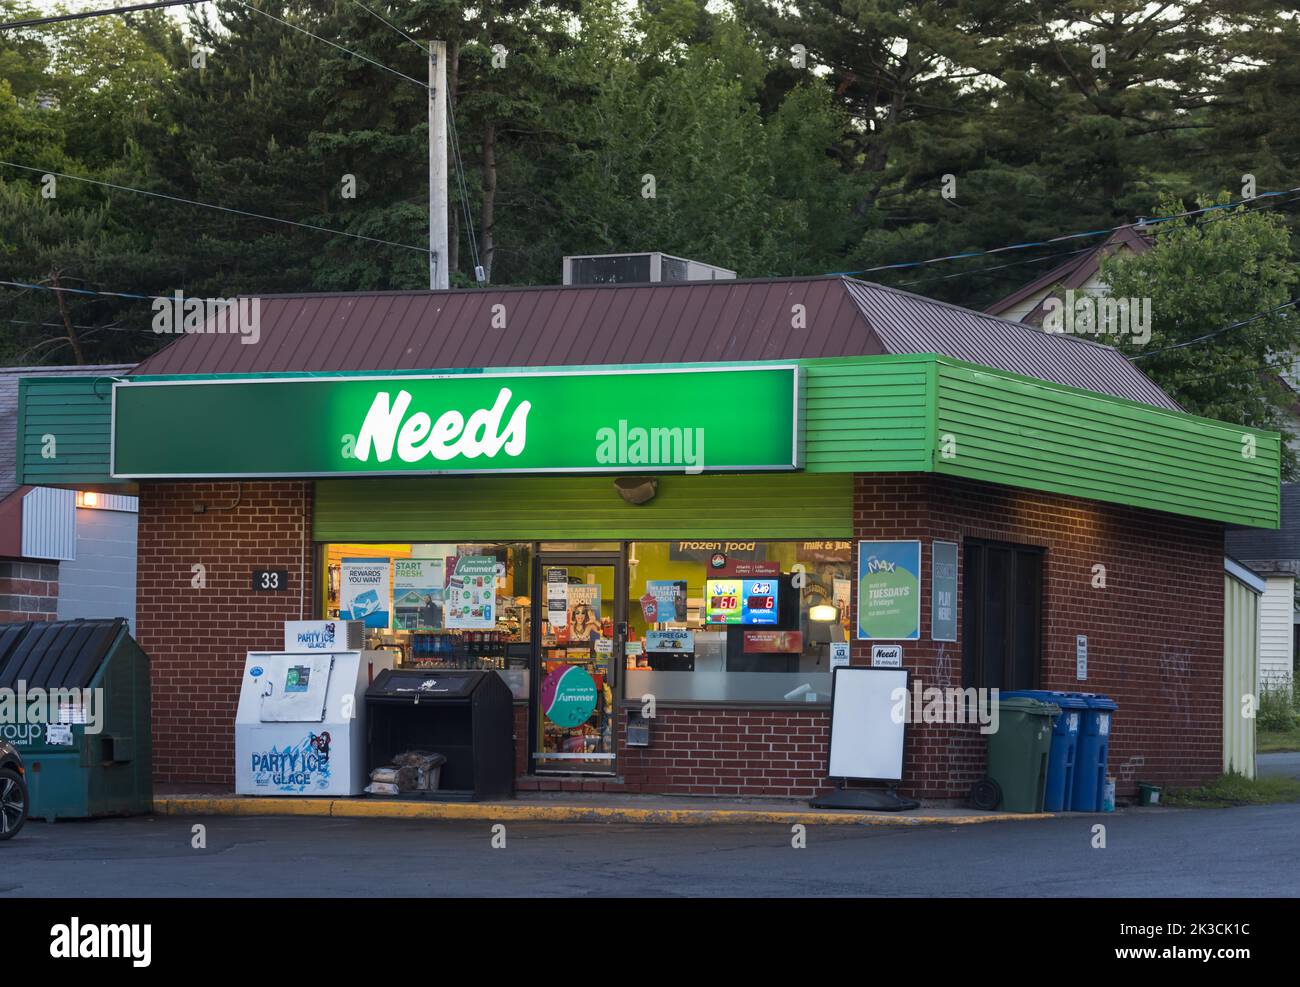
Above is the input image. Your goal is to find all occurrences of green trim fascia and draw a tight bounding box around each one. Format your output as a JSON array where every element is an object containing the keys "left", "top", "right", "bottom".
[
  {"left": 932, "top": 356, "right": 1280, "bottom": 528},
  {"left": 15, "top": 375, "right": 119, "bottom": 486},
  {"left": 313, "top": 472, "right": 853, "bottom": 542},
  {"left": 16, "top": 352, "right": 1281, "bottom": 527}
]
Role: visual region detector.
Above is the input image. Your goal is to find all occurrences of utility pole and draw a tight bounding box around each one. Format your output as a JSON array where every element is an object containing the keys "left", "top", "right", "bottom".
[{"left": 428, "top": 40, "right": 449, "bottom": 290}]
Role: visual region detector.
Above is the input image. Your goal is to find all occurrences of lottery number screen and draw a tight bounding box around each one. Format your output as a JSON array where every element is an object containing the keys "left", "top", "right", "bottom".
[{"left": 705, "top": 578, "right": 779, "bottom": 625}]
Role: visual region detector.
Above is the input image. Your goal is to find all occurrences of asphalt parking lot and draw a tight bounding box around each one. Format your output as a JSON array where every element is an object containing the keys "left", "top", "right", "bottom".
[{"left": 2, "top": 800, "right": 1297, "bottom": 897}]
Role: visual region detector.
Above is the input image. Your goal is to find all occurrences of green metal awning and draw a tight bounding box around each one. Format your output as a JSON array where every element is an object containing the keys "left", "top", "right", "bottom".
[{"left": 15, "top": 353, "right": 1280, "bottom": 528}]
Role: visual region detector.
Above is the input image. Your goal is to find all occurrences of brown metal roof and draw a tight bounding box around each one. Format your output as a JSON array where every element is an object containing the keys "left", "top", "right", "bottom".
[
  {"left": 843, "top": 280, "right": 1178, "bottom": 410},
  {"left": 131, "top": 275, "right": 1178, "bottom": 410}
]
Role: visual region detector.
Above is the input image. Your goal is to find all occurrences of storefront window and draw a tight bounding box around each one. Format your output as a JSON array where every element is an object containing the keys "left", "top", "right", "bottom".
[
  {"left": 623, "top": 540, "right": 851, "bottom": 704},
  {"left": 322, "top": 542, "right": 533, "bottom": 698},
  {"left": 319, "top": 538, "right": 850, "bottom": 707}
]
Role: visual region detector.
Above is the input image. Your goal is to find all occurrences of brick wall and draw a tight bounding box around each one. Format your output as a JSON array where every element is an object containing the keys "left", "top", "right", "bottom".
[
  {"left": 136, "top": 482, "right": 313, "bottom": 785},
  {"left": 134, "top": 474, "right": 1225, "bottom": 800},
  {"left": 614, "top": 707, "right": 830, "bottom": 797},
  {"left": 853, "top": 473, "right": 1225, "bottom": 799},
  {"left": 0, "top": 560, "right": 59, "bottom": 621}
]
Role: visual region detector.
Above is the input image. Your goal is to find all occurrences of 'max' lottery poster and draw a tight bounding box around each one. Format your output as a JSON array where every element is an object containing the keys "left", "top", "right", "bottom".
[
  {"left": 856, "top": 541, "right": 921, "bottom": 640},
  {"left": 340, "top": 558, "right": 391, "bottom": 629}
]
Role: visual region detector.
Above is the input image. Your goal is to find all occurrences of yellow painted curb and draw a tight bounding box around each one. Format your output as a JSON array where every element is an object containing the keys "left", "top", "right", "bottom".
[{"left": 155, "top": 796, "right": 1053, "bottom": 827}]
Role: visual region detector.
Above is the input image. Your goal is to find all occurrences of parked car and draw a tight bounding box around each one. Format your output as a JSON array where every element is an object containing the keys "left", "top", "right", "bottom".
[{"left": 0, "top": 740, "right": 27, "bottom": 840}]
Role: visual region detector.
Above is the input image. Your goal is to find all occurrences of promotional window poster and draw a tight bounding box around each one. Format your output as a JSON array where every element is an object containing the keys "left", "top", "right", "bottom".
[
  {"left": 640, "top": 579, "right": 688, "bottom": 623},
  {"left": 340, "top": 558, "right": 392, "bottom": 629},
  {"left": 857, "top": 540, "right": 921, "bottom": 640},
  {"left": 567, "top": 584, "right": 603, "bottom": 644},
  {"left": 444, "top": 555, "right": 498, "bottom": 629},
  {"left": 393, "top": 558, "right": 445, "bottom": 631}
]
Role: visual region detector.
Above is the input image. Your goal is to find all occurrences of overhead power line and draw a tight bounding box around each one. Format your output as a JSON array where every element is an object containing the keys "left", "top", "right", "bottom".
[
  {"left": 894, "top": 190, "right": 1300, "bottom": 292},
  {"left": 0, "top": 278, "right": 161, "bottom": 302},
  {"left": 896, "top": 243, "right": 1099, "bottom": 289},
  {"left": 233, "top": 0, "right": 428, "bottom": 91},
  {"left": 1170, "top": 355, "right": 1300, "bottom": 387},
  {"left": 1129, "top": 299, "right": 1300, "bottom": 361},
  {"left": 829, "top": 184, "right": 1300, "bottom": 278},
  {"left": 345, "top": 0, "right": 424, "bottom": 53},
  {"left": 0, "top": 0, "right": 208, "bottom": 30},
  {"left": 0, "top": 160, "right": 431, "bottom": 255}
]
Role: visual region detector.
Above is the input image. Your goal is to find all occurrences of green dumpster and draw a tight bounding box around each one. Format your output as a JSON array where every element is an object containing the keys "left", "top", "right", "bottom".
[
  {"left": 972, "top": 696, "right": 1060, "bottom": 813},
  {"left": 0, "top": 618, "right": 152, "bottom": 821}
]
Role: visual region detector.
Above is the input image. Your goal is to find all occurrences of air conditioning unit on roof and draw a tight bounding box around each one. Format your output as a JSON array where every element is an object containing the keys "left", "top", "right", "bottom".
[{"left": 562, "top": 252, "right": 736, "bottom": 286}]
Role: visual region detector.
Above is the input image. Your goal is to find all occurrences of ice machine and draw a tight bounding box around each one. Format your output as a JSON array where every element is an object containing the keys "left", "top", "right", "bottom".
[{"left": 235, "top": 644, "right": 393, "bottom": 796}]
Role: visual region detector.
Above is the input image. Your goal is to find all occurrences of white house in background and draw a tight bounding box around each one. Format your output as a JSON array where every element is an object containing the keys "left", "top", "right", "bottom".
[
  {"left": 1225, "top": 483, "right": 1300, "bottom": 690},
  {"left": 985, "top": 224, "right": 1153, "bottom": 325},
  {"left": 0, "top": 365, "right": 139, "bottom": 630},
  {"left": 987, "top": 222, "right": 1300, "bottom": 460}
]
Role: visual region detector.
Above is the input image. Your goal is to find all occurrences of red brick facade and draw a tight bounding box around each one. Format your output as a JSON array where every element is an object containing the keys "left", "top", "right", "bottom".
[
  {"left": 136, "top": 482, "right": 314, "bottom": 785},
  {"left": 134, "top": 473, "right": 1224, "bottom": 799},
  {"left": 852, "top": 473, "right": 1224, "bottom": 798}
]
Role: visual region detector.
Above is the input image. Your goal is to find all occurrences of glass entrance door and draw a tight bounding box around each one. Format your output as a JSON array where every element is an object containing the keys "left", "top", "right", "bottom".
[{"left": 532, "top": 554, "right": 623, "bottom": 774}]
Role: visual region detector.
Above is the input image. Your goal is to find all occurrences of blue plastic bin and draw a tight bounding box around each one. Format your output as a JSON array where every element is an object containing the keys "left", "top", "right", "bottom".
[
  {"left": 1072, "top": 694, "right": 1118, "bottom": 812},
  {"left": 1003, "top": 691, "right": 1089, "bottom": 811}
]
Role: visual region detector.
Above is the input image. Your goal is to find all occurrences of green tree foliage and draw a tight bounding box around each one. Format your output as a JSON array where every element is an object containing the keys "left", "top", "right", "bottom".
[
  {"left": 0, "top": 2, "right": 183, "bottom": 364},
  {"left": 0, "top": 0, "right": 1295, "bottom": 468},
  {"left": 1101, "top": 197, "right": 1300, "bottom": 473}
]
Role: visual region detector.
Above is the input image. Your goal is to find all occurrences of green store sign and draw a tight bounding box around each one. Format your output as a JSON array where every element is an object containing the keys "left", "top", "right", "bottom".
[{"left": 111, "top": 366, "right": 800, "bottom": 478}]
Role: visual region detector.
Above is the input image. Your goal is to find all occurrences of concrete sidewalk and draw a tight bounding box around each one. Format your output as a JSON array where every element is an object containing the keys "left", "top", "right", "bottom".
[{"left": 153, "top": 789, "right": 1054, "bottom": 826}]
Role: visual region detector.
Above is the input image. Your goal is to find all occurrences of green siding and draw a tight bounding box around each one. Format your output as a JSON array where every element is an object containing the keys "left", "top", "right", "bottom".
[
  {"left": 314, "top": 473, "right": 853, "bottom": 542},
  {"left": 934, "top": 359, "right": 1280, "bottom": 528},
  {"left": 13, "top": 354, "right": 1281, "bottom": 527},
  {"left": 16, "top": 377, "right": 117, "bottom": 485},
  {"left": 802, "top": 356, "right": 931, "bottom": 472}
]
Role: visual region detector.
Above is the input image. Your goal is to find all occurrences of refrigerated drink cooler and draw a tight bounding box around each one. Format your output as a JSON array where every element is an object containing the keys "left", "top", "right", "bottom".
[{"left": 235, "top": 646, "right": 393, "bottom": 796}]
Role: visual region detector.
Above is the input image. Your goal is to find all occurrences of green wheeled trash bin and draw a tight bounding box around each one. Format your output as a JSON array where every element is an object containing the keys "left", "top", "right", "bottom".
[
  {"left": 971, "top": 696, "right": 1060, "bottom": 813},
  {"left": 0, "top": 618, "right": 152, "bottom": 821}
]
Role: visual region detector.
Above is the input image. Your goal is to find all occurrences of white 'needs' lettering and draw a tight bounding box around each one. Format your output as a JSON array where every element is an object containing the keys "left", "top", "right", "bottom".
[{"left": 354, "top": 387, "right": 530, "bottom": 464}]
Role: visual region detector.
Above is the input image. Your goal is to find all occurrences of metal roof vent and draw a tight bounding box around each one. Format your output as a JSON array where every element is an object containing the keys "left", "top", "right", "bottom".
[{"left": 562, "top": 252, "right": 736, "bottom": 286}]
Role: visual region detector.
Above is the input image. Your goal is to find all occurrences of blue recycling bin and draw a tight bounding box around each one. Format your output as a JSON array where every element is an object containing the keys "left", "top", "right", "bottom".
[
  {"left": 1003, "top": 691, "right": 1088, "bottom": 811},
  {"left": 1072, "top": 694, "right": 1117, "bottom": 812}
]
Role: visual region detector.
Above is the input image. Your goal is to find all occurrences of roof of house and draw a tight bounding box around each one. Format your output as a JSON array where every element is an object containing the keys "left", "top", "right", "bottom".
[
  {"left": 1225, "top": 483, "right": 1300, "bottom": 570},
  {"left": 0, "top": 364, "right": 134, "bottom": 499},
  {"left": 131, "top": 275, "right": 1180, "bottom": 410},
  {"left": 984, "top": 225, "right": 1154, "bottom": 323}
]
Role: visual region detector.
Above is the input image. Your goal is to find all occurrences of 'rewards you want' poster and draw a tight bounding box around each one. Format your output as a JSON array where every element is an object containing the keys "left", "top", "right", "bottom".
[{"left": 340, "top": 558, "right": 391, "bottom": 629}]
